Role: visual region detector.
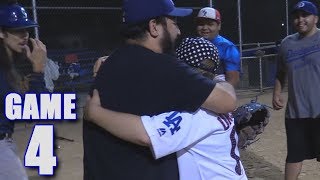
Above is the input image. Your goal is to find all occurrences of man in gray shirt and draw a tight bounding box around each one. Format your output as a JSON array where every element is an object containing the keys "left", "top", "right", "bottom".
[{"left": 272, "top": 1, "right": 320, "bottom": 180}]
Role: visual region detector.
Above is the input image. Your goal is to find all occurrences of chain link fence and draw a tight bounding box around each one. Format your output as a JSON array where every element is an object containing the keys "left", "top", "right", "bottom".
[
  {"left": 20, "top": 0, "right": 278, "bottom": 92},
  {"left": 24, "top": 1, "right": 124, "bottom": 92},
  {"left": 238, "top": 42, "right": 278, "bottom": 92},
  {"left": 239, "top": 54, "right": 277, "bottom": 92}
]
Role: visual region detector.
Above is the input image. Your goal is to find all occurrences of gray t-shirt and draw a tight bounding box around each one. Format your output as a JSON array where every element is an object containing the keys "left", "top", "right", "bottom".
[{"left": 278, "top": 29, "right": 320, "bottom": 119}]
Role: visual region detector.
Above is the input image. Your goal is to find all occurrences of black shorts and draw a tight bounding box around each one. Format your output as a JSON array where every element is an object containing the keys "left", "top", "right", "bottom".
[{"left": 285, "top": 118, "right": 320, "bottom": 163}]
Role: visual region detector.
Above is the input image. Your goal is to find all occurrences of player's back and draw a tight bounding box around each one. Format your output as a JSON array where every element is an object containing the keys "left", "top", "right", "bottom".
[
  {"left": 83, "top": 44, "right": 180, "bottom": 180},
  {"left": 177, "top": 112, "right": 247, "bottom": 180}
]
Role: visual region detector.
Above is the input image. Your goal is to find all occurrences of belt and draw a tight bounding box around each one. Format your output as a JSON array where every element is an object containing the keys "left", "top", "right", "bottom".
[{"left": 0, "top": 133, "right": 12, "bottom": 140}]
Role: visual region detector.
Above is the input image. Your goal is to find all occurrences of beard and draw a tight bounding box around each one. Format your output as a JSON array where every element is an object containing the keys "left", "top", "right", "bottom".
[{"left": 160, "top": 27, "right": 178, "bottom": 56}]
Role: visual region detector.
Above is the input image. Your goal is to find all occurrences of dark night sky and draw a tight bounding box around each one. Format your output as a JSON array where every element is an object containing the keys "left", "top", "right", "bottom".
[{"left": 18, "top": 0, "right": 320, "bottom": 50}]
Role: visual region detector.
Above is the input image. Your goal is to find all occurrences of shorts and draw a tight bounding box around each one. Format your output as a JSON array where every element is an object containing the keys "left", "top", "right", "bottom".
[{"left": 285, "top": 118, "right": 320, "bottom": 163}]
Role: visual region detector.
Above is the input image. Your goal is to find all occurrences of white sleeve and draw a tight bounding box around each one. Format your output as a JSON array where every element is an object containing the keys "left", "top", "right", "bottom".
[
  {"left": 214, "top": 74, "right": 226, "bottom": 81},
  {"left": 141, "top": 109, "right": 225, "bottom": 159}
]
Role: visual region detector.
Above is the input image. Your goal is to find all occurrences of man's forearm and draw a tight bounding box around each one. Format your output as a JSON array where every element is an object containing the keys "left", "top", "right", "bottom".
[
  {"left": 202, "top": 81, "right": 237, "bottom": 113},
  {"left": 225, "top": 71, "right": 240, "bottom": 87},
  {"left": 89, "top": 107, "right": 151, "bottom": 146},
  {"left": 275, "top": 56, "right": 287, "bottom": 88},
  {"left": 273, "top": 79, "right": 282, "bottom": 95},
  {"left": 216, "top": 81, "right": 236, "bottom": 99}
]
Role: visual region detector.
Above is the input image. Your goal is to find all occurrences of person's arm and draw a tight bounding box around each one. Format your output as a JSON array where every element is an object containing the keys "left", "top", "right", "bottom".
[
  {"left": 272, "top": 51, "right": 287, "bottom": 110},
  {"left": 85, "top": 90, "right": 226, "bottom": 159},
  {"left": 25, "top": 38, "right": 46, "bottom": 74},
  {"left": 25, "top": 38, "right": 48, "bottom": 92},
  {"left": 223, "top": 45, "right": 241, "bottom": 87},
  {"left": 225, "top": 71, "right": 240, "bottom": 87},
  {"left": 146, "top": 57, "right": 236, "bottom": 114},
  {"left": 85, "top": 90, "right": 151, "bottom": 146},
  {"left": 191, "top": 67, "right": 236, "bottom": 113},
  {"left": 93, "top": 56, "right": 108, "bottom": 77},
  {"left": 201, "top": 81, "right": 237, "bottom": 113},
  {"left": 273, "top": 79, "right": 284, "bottom": 110}
]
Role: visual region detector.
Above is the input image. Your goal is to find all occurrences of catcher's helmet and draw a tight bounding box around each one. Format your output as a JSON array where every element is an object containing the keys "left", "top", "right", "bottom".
[
  {"left": 0, "top": 4, "right": 38, "bottom": 29},
  {"left": 176, "top": 37, "right": 220, "bottom": 73}
]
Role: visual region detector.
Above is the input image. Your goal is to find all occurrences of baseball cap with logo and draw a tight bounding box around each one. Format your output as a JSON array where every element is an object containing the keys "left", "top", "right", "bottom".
[
  {"left": 196, "top": 7, "right": 221, "bottom": 23},
  {"left": 123, "top": 0, "right": 193, "bottom": 24},
  {"left": 291, "top": 1, "right": 318, "bottom": 15},
  {"left": 0, "top": 4, "right": 38, "bottom": 29}
]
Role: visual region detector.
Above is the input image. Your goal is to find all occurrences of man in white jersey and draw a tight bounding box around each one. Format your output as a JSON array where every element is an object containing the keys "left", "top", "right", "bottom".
[{"left": 85, "top": 38, "right": 247, "bottom": 180}]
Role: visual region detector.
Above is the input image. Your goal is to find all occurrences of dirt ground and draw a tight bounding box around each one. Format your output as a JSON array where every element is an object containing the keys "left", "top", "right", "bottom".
[{"left": 13, "top": 91, "right": 320, "bottom": 180}]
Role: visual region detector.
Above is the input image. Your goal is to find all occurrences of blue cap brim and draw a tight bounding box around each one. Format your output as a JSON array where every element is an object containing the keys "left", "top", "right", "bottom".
[
  {"left": 291, "top": 9, "right": 314, "bottom": 15},
  {"left": 12, "top": 24, "right": 38, "bottom": 29},
  {"left": 7, "top": 20, "right": 38, "bottom": 29},
  {"left": 168, "top": 8, "right": 193, "bottom": 17}
]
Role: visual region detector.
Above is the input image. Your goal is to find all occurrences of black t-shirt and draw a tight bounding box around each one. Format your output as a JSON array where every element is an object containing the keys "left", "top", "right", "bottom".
[{"left": 83, "top": 44, "right": 215, "bottom": 180}]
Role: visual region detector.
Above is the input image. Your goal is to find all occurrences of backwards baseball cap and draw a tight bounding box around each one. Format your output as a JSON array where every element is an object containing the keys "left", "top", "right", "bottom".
[
  {"left": 0, "top": 4, "right": 38, "bottom": 29},
  {"left": 292, "top": 1, "right": 318, "bottom": 15},
  {"left": 196, "top": 7, "right": 221, "bottom": 23},
  {"left": 123, "top": 0, "right": 192, "bottom": 24},
  {"left": 176, "top": 37, "right": 220, "bottom": 73}
]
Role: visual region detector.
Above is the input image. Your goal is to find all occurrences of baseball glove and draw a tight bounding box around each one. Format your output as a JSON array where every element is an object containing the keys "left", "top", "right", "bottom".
[{"left": 232, "top": 101, "right": 270, "bottom": 149}]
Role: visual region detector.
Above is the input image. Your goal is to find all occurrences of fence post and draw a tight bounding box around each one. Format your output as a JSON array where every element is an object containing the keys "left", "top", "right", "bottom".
[
  {"left": 258, "top": 43, "right": 263, "bottom": 93},
  {"left": 209, "top": 0, "right": 213, "bottom": 7},
  {"left": 285, "top": 0, "right": 289, "bottom": 36},
  {"left": 31, "top": 0, "right": 39, "bottom": 39},
  {"left": 237, "top": 0, "right": 243, "bottom": 82}
]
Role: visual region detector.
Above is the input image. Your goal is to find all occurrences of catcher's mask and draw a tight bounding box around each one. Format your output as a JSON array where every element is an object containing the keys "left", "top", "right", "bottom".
[
  {"left": 233, "top": 101, "right": 271, "bottom": 149},
  {"left": 0, "top": 4, "right": 38, "bottom": 29},
  {"left": 234, "top": 103, "right": 270, "bottom": 131},
  {"left": 242, "top": 106, "right": 269, "bottom": 134}
]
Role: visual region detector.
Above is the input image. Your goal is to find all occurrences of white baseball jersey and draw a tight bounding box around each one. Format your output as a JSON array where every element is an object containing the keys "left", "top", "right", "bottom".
[{"left": 141, "top": 109, "right": 247, "bottom": 180}]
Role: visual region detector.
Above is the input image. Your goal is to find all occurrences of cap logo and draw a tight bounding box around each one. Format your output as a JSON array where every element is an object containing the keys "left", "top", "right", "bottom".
[
  {"left": 9, "top": 12, "right": 18, "bottom": 22},
  {"left": 20, "top": 7, "right": 28, "bottom": 18},
  {"left": 201, "top": 10, "right": 208, "bottom": 17},
  {"left": 298, "top": 2, "right": 305, "bottom": 8}
]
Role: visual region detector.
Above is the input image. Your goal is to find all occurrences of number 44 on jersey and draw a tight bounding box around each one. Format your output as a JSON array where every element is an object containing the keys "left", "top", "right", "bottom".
[{"left": 24, "top": 125, "right": 57, "bottom": 175}]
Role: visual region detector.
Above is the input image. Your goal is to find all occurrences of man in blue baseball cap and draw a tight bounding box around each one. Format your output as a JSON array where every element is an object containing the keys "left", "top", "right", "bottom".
[
  {"left": 0, "top": 1, "right": 47, "bottom": 90},
  {"left": 122, "top": 0, "right": 192, "bottom": 24},
  {"left": 0, "top": 1, "right": 47, "bottom": 179},
  {"left": 291, "top": 0, "right": 318, "bottom": 16},
  {"left": 83, "top": 0, "right": 237, "bottom": 179},
  {"left": 120, "top": 0, "right": 192, "bottom": 55},
  {"left": 0, "top": 3, "right": 38, "bottom": 29},
  {"left": 0, "top": 1, "right": 40, "bottom": 54},
  {"left": 273, "top": 1, "right": 320, "bottom": 180}
]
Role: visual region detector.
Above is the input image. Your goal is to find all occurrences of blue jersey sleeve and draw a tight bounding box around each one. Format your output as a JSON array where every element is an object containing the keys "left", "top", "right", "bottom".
[{"left": 223, "top": 45, "right": 241, "bottom": 72}]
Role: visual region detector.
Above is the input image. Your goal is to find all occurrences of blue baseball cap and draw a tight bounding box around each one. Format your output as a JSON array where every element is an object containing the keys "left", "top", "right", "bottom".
[
  {"left": 0, "top": 4, "right": 38, "bottom": 29},
  {"left": 292, "top": 1, "right": 318, "bottom": 15},
  {"left": 123, "top": 0, "right": 193, "bottom": 24}
]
